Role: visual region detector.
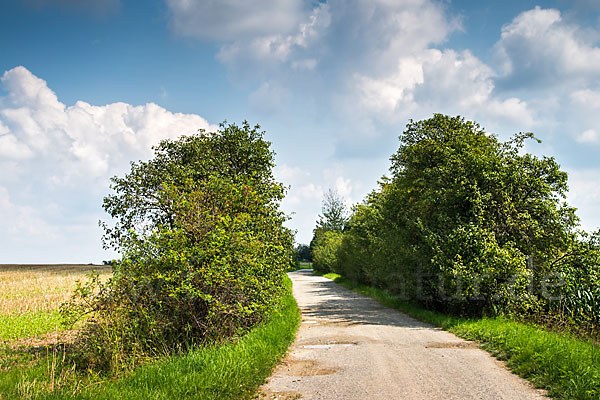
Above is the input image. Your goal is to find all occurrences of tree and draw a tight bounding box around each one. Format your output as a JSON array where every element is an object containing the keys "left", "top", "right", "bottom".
[
  {"left": 312, "top": 230, "right": 344, "bottom": 273},
  {"left": 308, "top": 189, "right": 348, "bottom": 273},
  {"left": 295, "top": 244, "right": 312, "bottom": 261},
  {"left": 316, "top": 189, "right": 348, "bottom": 232},
  {"left": 336, "top": 114, "right": 580, "bottom": 316},
  {"left": 63, "top": 122, "right": 294, "bottom": 372}
]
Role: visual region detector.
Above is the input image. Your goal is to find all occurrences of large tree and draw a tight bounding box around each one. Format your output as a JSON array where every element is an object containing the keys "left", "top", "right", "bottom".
[
  {"left": 337, "top": 114, "right": 580, "bottom": 316},
  {"left": 315, "top": 188, "right": 348, "bottom": 232},
  {"left": 64, "top": 122, "right": 294, "bottom": 372}
]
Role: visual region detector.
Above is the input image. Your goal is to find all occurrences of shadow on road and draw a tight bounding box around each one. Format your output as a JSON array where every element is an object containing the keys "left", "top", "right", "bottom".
[{"left": 289, "top": 269, "right": 437, "bottom": 330}]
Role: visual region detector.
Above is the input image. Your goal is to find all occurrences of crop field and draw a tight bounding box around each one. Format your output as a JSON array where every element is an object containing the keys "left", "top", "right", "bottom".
[
  {"left": 0, "top": 265, "right": 298, "bottom": 399},
  {"left": 0, "top": 264, "right": 112, "bottom": 341}
]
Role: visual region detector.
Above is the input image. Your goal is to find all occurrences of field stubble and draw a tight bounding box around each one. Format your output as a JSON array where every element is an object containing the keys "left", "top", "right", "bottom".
[
  {"left": 0, "top": 265, "right": 112, "bottom": 342},
  {"left": 0, "top": 264, "right": 112, "bottom": 316}
]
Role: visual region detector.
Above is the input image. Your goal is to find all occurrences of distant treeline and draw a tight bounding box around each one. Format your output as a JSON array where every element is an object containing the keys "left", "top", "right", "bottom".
[{"left": 312, "top": 114, "right": 599, "bottom": 335}]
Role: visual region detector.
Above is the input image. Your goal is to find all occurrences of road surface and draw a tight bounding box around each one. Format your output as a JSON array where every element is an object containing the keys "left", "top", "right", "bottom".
[{"left": 260, "top": 269, "right": 547, "bottom": 400}]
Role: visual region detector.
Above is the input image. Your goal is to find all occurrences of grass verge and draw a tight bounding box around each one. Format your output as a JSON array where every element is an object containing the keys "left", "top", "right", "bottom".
[
  {"left": 287, "top": 261, "right": 312, "bottom": 272},
  {"left": 0, "top": 276, "right": 300, "bottom": 400},
  {"left": 322, "top": 272, "right": 600, "bottom": 400}
]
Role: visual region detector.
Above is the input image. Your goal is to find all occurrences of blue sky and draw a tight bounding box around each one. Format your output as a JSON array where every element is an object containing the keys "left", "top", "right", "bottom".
[{"left": 1, "top": 0, "right": 599, "bottom": 263}]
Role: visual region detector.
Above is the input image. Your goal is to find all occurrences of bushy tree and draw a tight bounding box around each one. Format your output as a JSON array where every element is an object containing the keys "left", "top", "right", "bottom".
[
  {"left": 312, "top": 231, "right": 344, "bottom": 273},
  {"left": 63, "top": 122, "right": 294, "bottom": 372},
  {"left": 337, "top": 114, "right": 581, "bottom": 316},
  {"left": 309, "top": 189, "right": 348, "bottom": 272},
  {"left": 315, "top": 189, "right": 347, "bottom": 232},
  {"left": 295, "top": 244, "right": 312, "bottom": 262}
]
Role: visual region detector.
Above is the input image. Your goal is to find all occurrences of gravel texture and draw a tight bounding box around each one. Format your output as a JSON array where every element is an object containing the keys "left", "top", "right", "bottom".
[{"left": 259, "top": 269, "right": 548, "bottom": 400}]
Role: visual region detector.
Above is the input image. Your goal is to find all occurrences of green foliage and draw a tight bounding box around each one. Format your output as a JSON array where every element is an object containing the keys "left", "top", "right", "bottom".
[
  {"left": 295, "top": 244, "right": 311, "bottom": 262},
  {"left": 334, "top": 114, "right": 596, "bottom": 324},
  {"left": 309, "top": 189, "right": 347, "bottom": 273},
  {"left": 315, "top": 189, "right": 348, "bottom": 232},
  {"left": 62, "top": 122, "right": 294, "bottom": 373},
  {"left": 80, "top": 278, "right": 300, "bottom": 400},
  {"left": 0, "top": 277, "right": 300, "bottom": 400},
  {"left": 311, "top": 230, "right": 343, "bottom": 274},
  {"left": 0, "top": 311, "right": 64, "bottom": 341},
  {"left": 544, "top": 231, "right": 600, "bottom": 332}
]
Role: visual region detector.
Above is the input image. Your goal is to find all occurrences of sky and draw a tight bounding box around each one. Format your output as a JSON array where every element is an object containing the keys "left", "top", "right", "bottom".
[{"left": 1, "top": 0, "right": 600, "bottom": 263}]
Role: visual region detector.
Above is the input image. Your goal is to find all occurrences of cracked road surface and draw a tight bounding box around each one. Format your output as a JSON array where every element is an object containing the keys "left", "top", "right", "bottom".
[{"left": 259, "top": 269, "right": 547, "bottom": 400}]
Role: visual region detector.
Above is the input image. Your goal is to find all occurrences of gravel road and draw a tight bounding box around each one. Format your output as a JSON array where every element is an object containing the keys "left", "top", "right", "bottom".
[{"left": 260, "top": 269, "right": 548, "bottom": 400}]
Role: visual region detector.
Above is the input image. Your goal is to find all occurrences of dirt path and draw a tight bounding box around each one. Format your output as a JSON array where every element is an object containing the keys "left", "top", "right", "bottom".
[{"left": 259, "top": 269, "right": 547, "bottom": 400}]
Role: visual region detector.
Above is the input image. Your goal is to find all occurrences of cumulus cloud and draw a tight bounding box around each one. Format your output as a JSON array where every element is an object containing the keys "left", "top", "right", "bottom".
[
  {"left": 355, "top": 47, "right": 535, "bottom": 131},
  {"left": 1, "top": 66, "right": 214, "bottom": 184},
  {"left": 0, "top": 66, "right": 216, "bottom": 262},
  {"left": 494, "top": 6, "right": 600, "bottom": 90},
  {"left": 216, "top": 3, "right": 331, "bottom": 72},
  {"left": 567, "top": 169, "right": 600, "bottom": 233},
  {"left": 576, "top": 129, "right": 600, "bottom": 144},
  {"left": 571, "top": 89, "right": 600, "bottom": 109}
]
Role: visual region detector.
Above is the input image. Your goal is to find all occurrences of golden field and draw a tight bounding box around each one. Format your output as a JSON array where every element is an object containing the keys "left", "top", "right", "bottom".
[{"left": 0, "top": 264, "right": 112, "bottom": 317}]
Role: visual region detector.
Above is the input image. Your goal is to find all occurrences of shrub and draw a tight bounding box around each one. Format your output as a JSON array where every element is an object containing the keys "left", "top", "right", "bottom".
[
  {"left": 62, "top": 122, "right": 294, "bottom": 372},
  {"left": 312, "top": 230, "right": 343, "bottom": 273},
  {"left": 334, "top": 114, "right": 583, "bottom": 318}
]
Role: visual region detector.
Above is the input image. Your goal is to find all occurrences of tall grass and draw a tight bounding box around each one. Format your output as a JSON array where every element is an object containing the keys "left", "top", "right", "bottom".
[
  {"left": 323, "top": 272, "right": 600, "bottom": 400},
  {"left": 76, "top": 285, "right": 300, "bottom": 400}
]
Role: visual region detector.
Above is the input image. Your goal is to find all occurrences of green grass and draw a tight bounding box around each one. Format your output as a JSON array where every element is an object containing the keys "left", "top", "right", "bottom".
[
  {"left": 0, "top": 311, "right": 65, "bottom": 341},
  {"left": 287, "top": 261, "right": 313, "bottom": 272},
  {"left": 0, "top": 277, "right": 300, "bottom": 400},
  {"left": 322, "top": 272, "right": 600, "bottom": 400}
]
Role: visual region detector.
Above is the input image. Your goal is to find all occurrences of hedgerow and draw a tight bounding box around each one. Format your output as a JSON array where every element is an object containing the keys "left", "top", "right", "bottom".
[{"left": 315, "top": 114, "right": 599, "bottom": 335}]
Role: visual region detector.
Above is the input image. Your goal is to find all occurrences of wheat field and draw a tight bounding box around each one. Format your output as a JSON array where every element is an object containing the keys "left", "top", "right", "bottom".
[{"left": 0, "top": 264, "right": 112, "bottom": 316}]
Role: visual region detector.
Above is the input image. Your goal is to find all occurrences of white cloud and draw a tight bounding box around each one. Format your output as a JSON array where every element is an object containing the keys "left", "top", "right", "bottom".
[
  {"left": 291, "top": 58, "right": 317, "bottom": 71},
  {"left": 216, "top": 3, "right": 331, "bottom": 69},
  {"left": 355, "top": 48, "right": 536, "bottom": 129},
  {"left": 249, "top": 81, "right": 291, "bottom": 116},
  {"left": 166, "top": 0, "right": 307, "bottom": 41},
  {"left": 494, "top": 7, "right": 600, "bottom": 89},
  {"left": 0, "top": 132, "right": 34, "bottom": 159},
  {"left": 571, "top": 89, "right": 600, "bottom": 109},
  {"left": 0, "top": 186, "right": 56, "bottom": 238},
  {"left": 567, "top": 169, "right": 600, "bottom": 233},
  {"left": 0, "top": 66, "right": 216, "bottom": 262},
  {"left": 274, "top": 164, "right": 310, "bottom": 183},
  {"left": 357, "top": 56, "right": 424, "bottom": 117},
  {"left": 334, "top": 176, "right": 353, "bottom": 199},
  {"left": 1, "top": 67, "right": 215, "bottom": 186},
  {"left": 484, "top": 97, "right": 535, "bottom": 128},
  {"left": 576, "top": 129, "right": 600, "bottom": 144}
]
